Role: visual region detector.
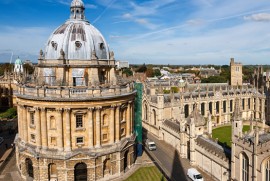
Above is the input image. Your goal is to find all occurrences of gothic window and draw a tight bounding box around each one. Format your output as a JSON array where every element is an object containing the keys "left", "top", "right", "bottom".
[
  {"left": 144, "top": 104, "right": 148, "bottom": 121},
  {"left": 242, "top": 99, "right": 245, "bottom": 110},
  {"left": 266, "top": 159, "right": 270, "bottom": 181},
  {"left": 50, "top": 116, "right": 56, "bottom": 129},
  {"left": 76, "top": 115, "right": 83, "bottom": 128},
  {"left": 223, "top": 101, "right": 226, "bottom": 113},
  {"left": 30, "top": 112, "right": 35, "bottom": 125},
  {"left": 248, "top": 98, "right": 251, "bottom": 109},
  {"left": 230, "top": 100, "right": 233, "bottom": 112},
  {"left": 201, "top": 103, "right": 205, "bottom": 116},
  {"left": 103, "top": 158, "right": 111, "bottom": 175},
  {"left": 152, "top": 109, "right": 157, "bottom": 126},
  {"left": 209, "top": 102, "right": 212, "bottom": 114},
  {"left": 216, "top": 102, "right": 219, "bottom": 114},
  {"left": 241, "top": 153, "right": 249, "bottom": 181},
  {"left": 184, "top": 105, "right": 189, "bottom": 118}
]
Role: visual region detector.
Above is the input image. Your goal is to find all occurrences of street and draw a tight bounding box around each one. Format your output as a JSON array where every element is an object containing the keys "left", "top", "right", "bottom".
[{"left": 144, "top": 132, "right": 213, "bottom": 181}]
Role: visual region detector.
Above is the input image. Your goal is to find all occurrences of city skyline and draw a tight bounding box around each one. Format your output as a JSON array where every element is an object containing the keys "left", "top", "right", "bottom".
[{"left": 0, "top": 0, "right": 270, "bottom": 65}]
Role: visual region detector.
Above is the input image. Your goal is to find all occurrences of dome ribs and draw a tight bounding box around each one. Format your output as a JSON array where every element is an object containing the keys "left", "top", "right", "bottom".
[
  {"left": 71, "top": 24, "right": 86, "bottom": 42},
  {"left": 54, "top": 24, "right": 69, "bottom": 34}
]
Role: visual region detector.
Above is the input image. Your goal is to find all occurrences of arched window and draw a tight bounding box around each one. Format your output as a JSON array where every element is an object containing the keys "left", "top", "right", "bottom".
[
  {"left": 152, "top": 109, "right": 157, "bottom": 125},
  {"left": 184, "top": 105, "right": 189, "bottom": 118},
  {"left": 25, "top": 158, "right": 34, "bottom": 178},
  {"left": 103, "top": 114, "right": 108, "bottom": 126},
  {"left": 241, "top": 153, "right": 249, "bottom": 181},
  {"left": 50, "top": 116, "right": 56, "bottom": 129},
  {"left": 74, "top": 163, "right": 87, "bottom": 181},
  {"left": 265, "top": 159, "right": 270, "bottom": 181},
  {"left": 144, "top": 104, "right": 148, "bottom": 121},
  {"left": 48, "top": 163, "right": 57, "bottom": 180}
]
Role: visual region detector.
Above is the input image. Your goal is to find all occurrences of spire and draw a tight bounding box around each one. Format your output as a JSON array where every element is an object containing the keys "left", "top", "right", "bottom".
[{"left": 70, "top": 0, "right": 85, "bottom": 20}]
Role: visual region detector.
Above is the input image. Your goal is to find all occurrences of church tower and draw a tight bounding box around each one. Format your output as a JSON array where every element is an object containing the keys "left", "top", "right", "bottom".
[{"left": 230, "top": 58, "right": 242, "bottom": 86}]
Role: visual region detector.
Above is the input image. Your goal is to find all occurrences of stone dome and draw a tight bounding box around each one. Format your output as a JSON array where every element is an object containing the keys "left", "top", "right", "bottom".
[{"left": 44, "top": 0, "right": 110, "bottom": 60}]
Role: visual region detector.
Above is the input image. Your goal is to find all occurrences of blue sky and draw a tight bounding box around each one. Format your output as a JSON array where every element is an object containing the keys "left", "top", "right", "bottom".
[{"left": 1, "top": 0, "right": 270, "bottom": 65}]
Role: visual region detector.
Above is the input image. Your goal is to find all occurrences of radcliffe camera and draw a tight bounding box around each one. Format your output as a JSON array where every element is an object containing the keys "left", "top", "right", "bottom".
[{"left": 0, "top": 1, "right": 270, "bottom": 181}]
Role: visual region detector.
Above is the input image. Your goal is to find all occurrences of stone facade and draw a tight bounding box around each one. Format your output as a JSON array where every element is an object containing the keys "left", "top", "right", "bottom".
[
  {"left": 15, "top": 1, "right": 137, "bottom": 180},
  {"left": 230, "top": 58, "right": 243, "bottom": 86},
  {"left": 142, "top": 77, "right": 266, "bottom": 181}
]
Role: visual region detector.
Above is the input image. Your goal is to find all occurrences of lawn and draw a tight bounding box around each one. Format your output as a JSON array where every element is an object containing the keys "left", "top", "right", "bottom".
[
  {"left": 125, "top": 166, "right": 166, "bottom": 181},
  {"left": 212, "top": 125, "right": 250, "bottom": 148}
]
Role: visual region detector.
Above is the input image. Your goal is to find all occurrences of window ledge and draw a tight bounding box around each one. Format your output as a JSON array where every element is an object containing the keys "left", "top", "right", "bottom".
[
  {"left": 76, "top": 127, "right": 86, "bottom": 131},
  {"left": 30, "top": 124, "right": 36, "bottom": 129}
]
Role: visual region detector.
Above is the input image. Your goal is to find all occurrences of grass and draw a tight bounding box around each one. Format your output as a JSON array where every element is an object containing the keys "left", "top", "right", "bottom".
[
  {"left": 125, "top": 166, "right": 166, "bottom": 181},
  {"left": 212, "top": 125, "right": 250, "bottom": 148}
]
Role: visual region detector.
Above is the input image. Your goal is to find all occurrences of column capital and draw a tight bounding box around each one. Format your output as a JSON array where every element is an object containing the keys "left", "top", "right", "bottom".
[
  {"left": 111, "top": 104, "right": 117, "bottom": 108},
  {"left": 88, "top": 107, "right": 95, "bottom": 111},
  {"left": 55, "top": 108, "right": 63, "bottom": 113},
  {"left": 34, "top": 107, "right": 40, "bottom": 111},
  {"left": 40, "top": 107, "right": 46, "bottom": 112},
  {"left": 95, "top": 106, "right": 102, "bottom": 110},
  {"left": 64, "top": 108, "right": 71, "bottom": 112},
  {"left": 128, "top": 100, "right": 133, "bottom": 104}
]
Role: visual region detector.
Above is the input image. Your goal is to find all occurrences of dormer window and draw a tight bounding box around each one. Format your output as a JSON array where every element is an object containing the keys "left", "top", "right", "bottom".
[
  {"left": 51, "top": 41, "right": 58, "bottom": 50},
  {"left": 75, "top": 41, "right": 82, "bottom": 49},
  {"left": 100, "top": 43, "right": 104, "bottom": 50}
]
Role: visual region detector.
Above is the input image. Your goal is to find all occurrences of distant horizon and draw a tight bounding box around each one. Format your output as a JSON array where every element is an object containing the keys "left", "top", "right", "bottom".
[{"left": 1, "top": 0, "right": 270, "bottom": 65}]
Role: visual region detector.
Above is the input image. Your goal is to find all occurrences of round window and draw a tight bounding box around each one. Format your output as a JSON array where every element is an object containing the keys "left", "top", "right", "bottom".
[{"left": 75, "top": 41, "right": 82, "bottom": 48}]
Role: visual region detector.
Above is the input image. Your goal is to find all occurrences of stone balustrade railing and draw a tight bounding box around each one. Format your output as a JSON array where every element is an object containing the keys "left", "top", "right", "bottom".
[{"left": 15, "top": 83, "right": 135, "bottom": 100}]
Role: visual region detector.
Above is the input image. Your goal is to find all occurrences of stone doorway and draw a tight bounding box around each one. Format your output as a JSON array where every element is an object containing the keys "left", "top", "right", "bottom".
[
  {"left": 25, "top": 158, "right": 34, "bottom": 179},
  {"left": 74, "top": 163, "right": 87, "bottom": 181},
  {"left": 124, "top": 151, "right": 129, "bottom": 172}
]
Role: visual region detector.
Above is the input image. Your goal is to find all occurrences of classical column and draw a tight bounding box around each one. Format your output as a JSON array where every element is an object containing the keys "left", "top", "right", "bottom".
[
  {"left": 109, "top": 105, "right": 116, "bottom": 144},
  {"left": 56, "top": 108, "right": 63, "bottom": 151},
  {"left": 130, "top": 103, "right": 134, "bottom": 134},
  {"left": 22, "top": 106, "right": 29, "bottom": 142},
  {"left": 115, "top": 105, "right": 120, "bottom": 142},
  {"left": 34, "top": 107, "right": 42, "bottom": 148},
  {"left": 126, "top": 101, "right": 131, "bottom": 137},
  {"left": 64, "top": 108, "right": 71, "bottom": 151},
  {"left": 95, "top": 107, "right": 102, "bottom": 147},
  {"left": 17, "top": 105, "right": 23, "bottom": 140},
  {"left": 88, "top": 108, "right": 94, "bottom": 147},
  {"left": 40, "top": 107, "right": 48, "bottom": 148}
]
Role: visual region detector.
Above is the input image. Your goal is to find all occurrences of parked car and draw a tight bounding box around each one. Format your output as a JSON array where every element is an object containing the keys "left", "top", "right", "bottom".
[
  {"left": 187, "top": 168, "right": 204, "bottom": 181},
  {"left": 146, "top": 139, "right": 156, "bottom": 151},
  {"left": 0, "top": 137, "right": 4, "bottom": 145}
]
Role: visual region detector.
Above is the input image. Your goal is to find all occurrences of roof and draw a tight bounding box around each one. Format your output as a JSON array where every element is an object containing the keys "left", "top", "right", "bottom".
[{"left": 186, "top": 106, "right": 206, "bottom": 127}]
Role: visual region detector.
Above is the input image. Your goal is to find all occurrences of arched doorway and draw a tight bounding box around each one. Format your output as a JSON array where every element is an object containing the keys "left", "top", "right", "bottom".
[
  {"left": 74, "top": 163, "right": 87, "bottom": 181},
  {"left": 124, "top": 151, "right": 129, "bottom": 172},
  {"left": 152, "top": 109, "right": 157, "bottom": 125},
  {"left": 25, "top": 158, "right": 34, "bottom": 178},
  {"left": 103, "top": 158, "right": 111, "bottom": 176},
  {"left": 48, "top": 163, "right": 57, "bottom": 180}
]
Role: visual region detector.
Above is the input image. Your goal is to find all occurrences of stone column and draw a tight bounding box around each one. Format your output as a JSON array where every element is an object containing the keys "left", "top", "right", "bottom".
[
  {"left": 130, "top": 103, "right": 134, "bottom": 134},
  {"left": 126, "top": 101, "right": 132, "bottom": 137},
  {"left": 56, "top": 108, "right": 63, "bottom": 151},
  {"left": 115, "top": 105, "right": 120, "bottom": 142},
  {"left": 95, "top": 107, "right": 102, "bottom": 147},
  {"left": 22, "top": 106, "right": 29, "bottom": 142},
  {"left": 88, "top": 108, "right": 94, "bottom": 147},
  {"left": 40, "top": 107, "right": 48, "bottom": 148},
  {"left": 64, "top": 108, "right": 71, "bottom": 151},
  {"left": 34, "top": 107, "right": 42, "bottom": 148},
  {"left": 17, "top": 105, "right": 23, "bottom": 140},
  {"left": 109, "top": 105, "right": 116, "bottom": 144}
]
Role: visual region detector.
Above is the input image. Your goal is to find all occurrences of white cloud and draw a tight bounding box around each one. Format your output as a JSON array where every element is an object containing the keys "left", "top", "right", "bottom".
[{"left": 244, "top": 13, "right": 270, "bottom": 22}]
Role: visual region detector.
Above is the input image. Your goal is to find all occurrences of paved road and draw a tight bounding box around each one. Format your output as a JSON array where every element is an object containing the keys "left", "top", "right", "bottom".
[{"left": 145, "top": 132, "right": 213, "bottom": 181}]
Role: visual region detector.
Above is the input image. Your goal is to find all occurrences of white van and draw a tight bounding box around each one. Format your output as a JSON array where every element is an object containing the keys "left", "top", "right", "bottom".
[
  {"left": 187, "top": 168, "right": 204, "bottom": 181},
  {"left": 146, "top": 139, "right": 156, "bottom": 151}
]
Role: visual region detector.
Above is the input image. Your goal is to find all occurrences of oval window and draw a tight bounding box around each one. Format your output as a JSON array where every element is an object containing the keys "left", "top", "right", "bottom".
[
  {"left": 75, "top": 41, "right": 82, "bottom": 49},
  {"left": 100, "top": 43, "right": 104, "bottom": 50},
  {"left": 51, "top": 41, "right": 58, "bottom": 50}
]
